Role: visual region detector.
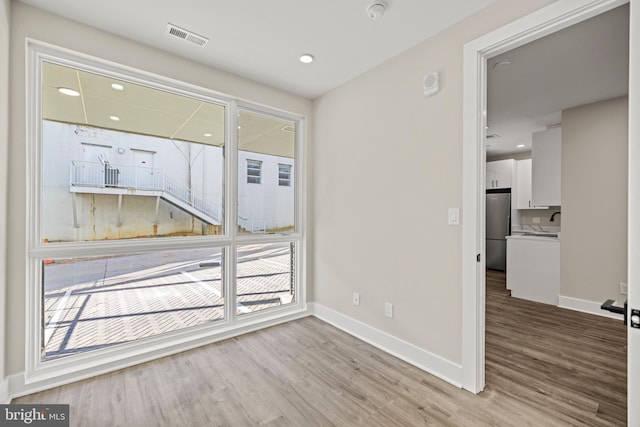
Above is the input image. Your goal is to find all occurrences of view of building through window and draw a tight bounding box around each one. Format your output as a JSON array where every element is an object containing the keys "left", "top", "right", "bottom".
[
  {"left": 42, "top": 61, "right": 226, "bottom": 242},
  {"left": 238, "top": 109, "right": 296, "bottom": 234},
  {"left": 35, "top": 60, "right": 299, "bottom": 362}
]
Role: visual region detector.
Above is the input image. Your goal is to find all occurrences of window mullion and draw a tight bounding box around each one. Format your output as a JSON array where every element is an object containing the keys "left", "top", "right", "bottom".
[{"left": 226, "top": 100, "right": 239, "bottom": 324}]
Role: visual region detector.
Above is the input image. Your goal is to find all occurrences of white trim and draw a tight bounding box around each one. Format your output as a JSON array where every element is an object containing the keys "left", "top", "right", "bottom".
[
  {"left": 462, "top": 0, "right": 628, "bottom": 394},
  {"left": 628, "top": 2, "right": 640, "bottom": 423},
  {"left": 309, "top": 303, "right": 463, "bottom": 388},
  {"left": 558, "top": 295, "right": 625, "bottom": 320},
  {"left": 0, "top": 377, "right": 9, "bottom": 404}
]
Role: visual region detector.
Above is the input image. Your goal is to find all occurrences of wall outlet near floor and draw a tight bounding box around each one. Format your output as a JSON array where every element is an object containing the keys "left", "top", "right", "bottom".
[
  {"left": 620, "top": 282, "right": 628, "bottom": 295},
  {"left": 385, "top": 302, "right": 393, "bottom": 318},
  {"left": 353, "top": 292, "right": 360, "bottom": 306}
]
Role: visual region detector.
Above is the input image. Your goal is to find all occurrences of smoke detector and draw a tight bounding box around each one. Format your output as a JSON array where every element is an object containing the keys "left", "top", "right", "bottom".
[
  {"left": 366, "top": 1, "right": 387, "bottom": 20},
  {"left": 166, "top": 23, "right": 208, "bottom": 47}
]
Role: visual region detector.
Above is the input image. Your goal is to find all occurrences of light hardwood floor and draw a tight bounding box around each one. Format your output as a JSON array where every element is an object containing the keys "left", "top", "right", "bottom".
[{"left": 14, "top": 272, "right": 626, "bottom": 426}]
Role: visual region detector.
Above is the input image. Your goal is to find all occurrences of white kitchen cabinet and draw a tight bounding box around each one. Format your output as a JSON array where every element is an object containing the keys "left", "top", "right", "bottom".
[
  {"left": 486, "top": 159, "right": 514, "bottom": 189},
  {"left": 515, "top": 159, "right": 547, "bottom": 209},
  {"left": 531, "top": 128, "right": 561, "bottom": 206},
  {"left": 506, "top": 235, "right": 560, "bottom": 305}
]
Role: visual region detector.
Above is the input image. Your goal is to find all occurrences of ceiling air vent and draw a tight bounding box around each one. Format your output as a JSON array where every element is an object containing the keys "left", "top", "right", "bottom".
[{"left": 166, "top": 23, "right": 208, "bottom": 47}]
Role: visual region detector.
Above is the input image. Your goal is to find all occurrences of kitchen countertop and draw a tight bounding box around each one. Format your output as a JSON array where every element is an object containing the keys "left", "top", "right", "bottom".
[{"left": 507, "top": 234, "right": 560, "bottom": 242}]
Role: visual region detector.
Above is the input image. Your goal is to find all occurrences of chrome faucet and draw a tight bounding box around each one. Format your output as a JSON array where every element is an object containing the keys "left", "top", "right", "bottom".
[{"left": 550, "top": 211, "right": 561, "bottom": 222}]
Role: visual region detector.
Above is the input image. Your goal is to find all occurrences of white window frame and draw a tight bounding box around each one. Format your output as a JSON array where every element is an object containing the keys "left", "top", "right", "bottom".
[
  {"left": 278, "top": 163, "right": 292, "bottom": 187},
  {"left": 25, "top": 39, "right": 307, "bottom": 387},
  {"left": 247, "top": 159, "right": 262, "bottom": 184}
]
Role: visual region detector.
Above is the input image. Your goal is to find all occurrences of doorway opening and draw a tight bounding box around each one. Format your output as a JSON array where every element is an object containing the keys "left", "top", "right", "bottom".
[{"left": 462, "top": 0, "right": 631, "bottom": 399}]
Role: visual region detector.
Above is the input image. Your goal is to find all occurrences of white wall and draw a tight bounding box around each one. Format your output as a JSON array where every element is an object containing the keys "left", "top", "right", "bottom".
[
  {"left": 238, "top": 151, "right": 295, "bottom": 232},
  {"left": 0, "top": 0, "right": 10, "bottom": 394},
  {"left": 312, "top": 0, "right": 555, "bottom": 367},
  {"left": 561, "top": 96, "right": 628, "bottom": 303},
  {"left": 6, "top": 2, "right": 311, "bottom": 376}
]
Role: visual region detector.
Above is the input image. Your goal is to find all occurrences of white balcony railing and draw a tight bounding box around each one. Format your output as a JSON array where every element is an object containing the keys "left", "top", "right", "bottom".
[{"left": 70, "top": 160, "right": 219, "bottom": 223}]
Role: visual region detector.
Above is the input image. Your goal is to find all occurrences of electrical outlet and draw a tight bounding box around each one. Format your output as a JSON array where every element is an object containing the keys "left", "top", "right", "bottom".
[
  {"left": 620, "top": 282, "right": 628, "bottom": 295},
  {"left": 353, "top": 292, "right": 360, "bottom": 306},
  {"left": 532, "top": 217, "right": 541, "bottom": 224},
  {"left": 385, "top": 302, "right": 393, "bottom": 318}
]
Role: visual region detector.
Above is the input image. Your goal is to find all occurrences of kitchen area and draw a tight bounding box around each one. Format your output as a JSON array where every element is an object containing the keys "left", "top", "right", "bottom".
[
  {"left": 484, "top": 4, "right": 629, "bottom": 315},
  {"left": 486, "top": 126, "right": 561, "bottom": 306}
]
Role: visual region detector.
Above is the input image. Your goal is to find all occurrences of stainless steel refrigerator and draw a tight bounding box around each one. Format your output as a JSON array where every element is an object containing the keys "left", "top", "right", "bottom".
[{"left": 486, "top": 190, "right": 511, "bottom": 271}]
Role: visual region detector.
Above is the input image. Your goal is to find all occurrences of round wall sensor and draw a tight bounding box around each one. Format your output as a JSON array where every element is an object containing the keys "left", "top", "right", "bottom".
[
  {"left": 367, "top": 1, "right": 387, "bottom": 20},
  {"left": 423, "top": 72, "right": 440, "bottom": 97}
]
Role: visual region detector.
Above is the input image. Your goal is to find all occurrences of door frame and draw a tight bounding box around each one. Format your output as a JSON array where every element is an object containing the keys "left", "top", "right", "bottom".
[{"left": 461, "top": 0, "right": 636, "bottom": 422}]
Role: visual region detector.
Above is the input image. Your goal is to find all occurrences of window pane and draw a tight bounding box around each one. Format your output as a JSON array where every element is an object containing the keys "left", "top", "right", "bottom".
[
  {"left": 42, "top": 247, "right": 224, "bottom": 360},
  {"left": 278, "top": 164, "right": 291, "bottom": 186},
  {"left": 238, "top": 110, "right": 295, "bottom": 234},
  {"left": 246, "top": 160, "right": 262, "bottom": 185},
  {"left": 236, "top": 243, "right": 294, "bottom": 316},
  {"left": 42, "top": 62, "right": 225, "bottom": 242}
]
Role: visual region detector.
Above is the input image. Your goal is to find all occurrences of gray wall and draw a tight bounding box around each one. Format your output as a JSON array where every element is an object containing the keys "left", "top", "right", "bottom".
[
  {"left": 6, "top": 2, "right": 312, "bottom": 375},
  {"left": 561, "top": 96, "right": 628, "bottom": 302},
  {"left": 312, "top": 0, "right": 555, "bottom": 364},
  {"left": 1, "top": 0, "right": 10, "bottom": 386}
]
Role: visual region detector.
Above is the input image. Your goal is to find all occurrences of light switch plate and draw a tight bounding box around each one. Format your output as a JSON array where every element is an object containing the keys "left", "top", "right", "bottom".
[{"left": 448, "top": 208, "right": 460, "bottom": 226}]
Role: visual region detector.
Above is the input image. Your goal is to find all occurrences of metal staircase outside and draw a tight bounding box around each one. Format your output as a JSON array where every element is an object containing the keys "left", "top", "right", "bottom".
[{"left": 70, "top": 160, "right": 219, "bottom": 224}]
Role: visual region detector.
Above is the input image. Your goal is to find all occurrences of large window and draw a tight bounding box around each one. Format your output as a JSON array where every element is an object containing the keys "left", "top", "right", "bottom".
[
  {"left": 42, "top": 61, "right": 226, "bottom": 241},
  {"left": 27, "top": 42, "right": 304, "bottom": 381},
  {"left": 238, "top": 109, "right": 296, "bottom": 234}
]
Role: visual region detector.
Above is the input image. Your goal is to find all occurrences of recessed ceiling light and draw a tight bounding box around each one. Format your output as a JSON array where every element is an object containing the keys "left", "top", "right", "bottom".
[
  {"left": 109, "top": 116, "right": 120, "bottom": 121},
  {"left": 203, "top": 133, "right": 212, "bottom": 137},
  {"left": 111, "top": 83, "right": 124, "bottom": 91},
  {"left": 299, "top": 54, "right": 314, "bottom": 64},
  {"left": 517, "top": 144, "right": 526, "bottom": 148},
  {"left": 58, "top": 87, "right": 80, "bottom": 97}
]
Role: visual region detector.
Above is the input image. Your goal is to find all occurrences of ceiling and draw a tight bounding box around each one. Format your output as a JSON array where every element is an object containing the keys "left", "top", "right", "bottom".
[
  {"left": 486, "top": 4, "right": 629, "bottom": 157},
  {"left": 43, "top": 61, "right": 296, "bottom": 157},
  {"left": 19, "top": 0, "right": 495, "bottom": 99}
]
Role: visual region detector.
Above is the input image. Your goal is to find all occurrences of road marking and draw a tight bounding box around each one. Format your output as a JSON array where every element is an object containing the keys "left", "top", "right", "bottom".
[
  {"left": 180, "top": 271, "right": 251, "bottom": 314},
  {"left": 44, "top": 290, "right": 72, "bottom": 347}
]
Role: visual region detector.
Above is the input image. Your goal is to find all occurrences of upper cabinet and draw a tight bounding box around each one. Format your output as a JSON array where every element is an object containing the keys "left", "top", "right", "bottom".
[
  {"left": 531, "top": 128, "right": 561, "bottom": 206},
  {"left": 515, "top": 159, "right": 547, "bottom": 209},
  {"left": 486, "top": 159, "right": 515, "bottom": 189}
]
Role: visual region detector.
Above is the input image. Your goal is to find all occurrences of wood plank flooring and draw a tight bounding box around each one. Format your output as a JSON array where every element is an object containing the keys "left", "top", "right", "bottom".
[
  {"left": 14, "top": 272, "right": 627, "bottom": 426},
  {"left": 485, "top": 269, "right": 626, "bottom": 426}
]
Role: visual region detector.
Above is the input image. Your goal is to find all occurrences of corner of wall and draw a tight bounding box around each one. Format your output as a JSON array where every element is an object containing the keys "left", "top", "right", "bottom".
[{"left": 1, "top": 0, "right": 12, "bottom": 394}]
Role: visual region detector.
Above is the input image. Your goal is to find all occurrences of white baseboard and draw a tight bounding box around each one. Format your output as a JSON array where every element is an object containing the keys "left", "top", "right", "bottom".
[
  {"left": 0, "top": 376, "right": 9, "bottom": 404},
  {"left": 309, "top": 303, "right": 463, "bottom": 388},
  {"left": 558, "top": 295, "right": 624, "bottom": 320}
]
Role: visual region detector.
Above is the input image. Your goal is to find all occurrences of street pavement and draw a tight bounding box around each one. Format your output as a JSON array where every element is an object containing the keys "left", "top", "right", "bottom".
[{"left": 42, "top": 242, "right": 293, "bottom": 360}]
